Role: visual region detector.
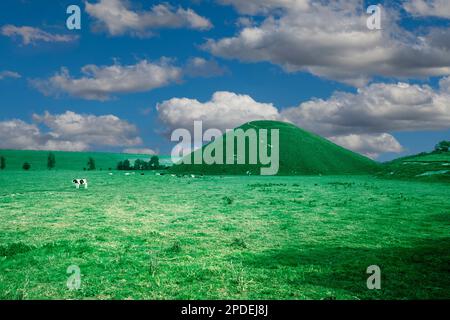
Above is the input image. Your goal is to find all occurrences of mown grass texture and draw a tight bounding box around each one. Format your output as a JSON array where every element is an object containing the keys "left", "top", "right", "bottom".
[{"left": 1, "top": 170, "right": 449, "bottom": 300}]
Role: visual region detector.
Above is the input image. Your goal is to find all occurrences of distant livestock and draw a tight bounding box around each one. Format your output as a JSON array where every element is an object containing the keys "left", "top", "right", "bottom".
[{"left": 73, "top": 179, "right": 88, "bottom": 189}]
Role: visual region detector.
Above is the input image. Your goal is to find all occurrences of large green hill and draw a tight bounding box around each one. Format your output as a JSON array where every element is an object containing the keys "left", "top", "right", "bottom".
[
  {"left": 170, "top": 120, "right": 380, "bottom": 175},
  {"left": 0, "top": 149, "right": 169, "bottom": 171}
]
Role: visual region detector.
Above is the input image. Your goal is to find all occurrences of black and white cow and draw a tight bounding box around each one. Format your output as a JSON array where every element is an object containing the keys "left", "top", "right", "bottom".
[{"left": 73, "top": 179, "right": 88, "bottom": 189}]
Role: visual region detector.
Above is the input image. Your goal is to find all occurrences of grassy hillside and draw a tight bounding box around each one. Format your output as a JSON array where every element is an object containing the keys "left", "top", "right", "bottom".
[
  {"left": 170, "top": 121, "right": 380, "bottom": 175},
  {"left": 0, "top": 149, "right": 171, "bottom": 171},
  {"left": 379, "top": 151, "right": 450, "bottom": 182},
  {"left": 390, "top": 152, "right": 450, "bottom": 163}
]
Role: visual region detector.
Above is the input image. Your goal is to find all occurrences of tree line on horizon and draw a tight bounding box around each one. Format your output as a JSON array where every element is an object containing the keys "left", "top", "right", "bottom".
[
  {"left": 0, "top": 153, "right": 98, "bottom": 171},
  {"left": 1, "top": 142, "right": 447, "bottom": 172},
  {"left": 116, "top": 155, "right": 166, "bottom": 171},
  {"left": 0, "top": 152, "right": 168, "bottom": 171}
]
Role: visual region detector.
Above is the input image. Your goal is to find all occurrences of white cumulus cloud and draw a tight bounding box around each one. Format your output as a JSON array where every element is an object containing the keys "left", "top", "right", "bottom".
[
  {"left": 0, "top": 111, "right": 145, "bottom": 151},
  {"left": 1, "top": 25, "right": 78, "bottom": 45},
  {"left": 207, "top": 0, "right": 450, "bottom": 86},
  {"left": 31, "top": 59, "right": 183, "bottom": 101},
  {"left": 86, "top": 0, "right": 212, "bottom": 36},
  {"left": 328, "top": 134, "right": 404, "bottom": 159},
  {"left": 157, "top": 91, "right": 281, "bottom": 132},
  {"left": 281, "top": 79, "right": 450, "bottom": 137}
]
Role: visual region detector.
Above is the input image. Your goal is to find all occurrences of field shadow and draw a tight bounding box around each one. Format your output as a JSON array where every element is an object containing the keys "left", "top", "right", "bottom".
[{"left": 238, "top": 238, "right": 450, "bottom": 299}]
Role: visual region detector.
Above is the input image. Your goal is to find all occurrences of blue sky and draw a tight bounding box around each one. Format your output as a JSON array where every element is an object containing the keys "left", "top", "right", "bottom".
[{"left": 1, "top": 0, "right": 450, "bottom": 161}]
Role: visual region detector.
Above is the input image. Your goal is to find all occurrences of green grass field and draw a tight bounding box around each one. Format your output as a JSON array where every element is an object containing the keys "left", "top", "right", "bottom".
[{"left": 1, "top": 170, "right": 449, "bottom": 299}]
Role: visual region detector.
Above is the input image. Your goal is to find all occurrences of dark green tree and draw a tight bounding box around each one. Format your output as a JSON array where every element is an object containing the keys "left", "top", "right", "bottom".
[
  {"left": 47, "top": 152, "right": 56, "bottom": 170},
  {"left": 0, "top": 156, "right": 5, "bottom": 170},
  {"left": 122, "top": 159, "right": 131, "bottom": 170},
  {"left": 22, "top": 162, "right": 31, "bottom": 171},
  {"left": 87, "top": 157, "right": 96, "bottom": 171},
  {"left": 435, "top": 141, "right": 450, "bottom": 153},
  {"left": 133, "top": 159, "right": 146, "bottom": 170},
  {"left": 149, "top": 155, "right": 160, "bottom": 169},
  {"left": 117, "top": 161, "right": 124, "bottom": 170}
]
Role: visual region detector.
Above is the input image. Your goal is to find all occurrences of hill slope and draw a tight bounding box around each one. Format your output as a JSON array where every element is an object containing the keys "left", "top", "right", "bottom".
[
  {"left": 0, "top": 149, "right": 170, "bottom": 171},
  {"left": 379, "top": 151, "right": 450, "bottom": 182},
  {"left": 170, "top": 120, "right": 380, "bottom": 175}
]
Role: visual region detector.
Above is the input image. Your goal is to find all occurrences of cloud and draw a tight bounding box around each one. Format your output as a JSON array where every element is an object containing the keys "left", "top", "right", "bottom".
[
  {"left": 280, "top": 79, "right": 450, "bottom": 137},
  {"left": 0, "top": 119, "right": 86, "bottom": 151},
  {"left": 123, "top": 148, "right": 157, "bottom": 155},
  {"left": 219, "top": 0, "right": 309, "bottom": 14},
  {"left": 185, "top": 57, "right": 229, "bottom": 78},
  {"left": 328, "top": 134, "right": 404, "bottom": 159},
  {"left": 280, "top": 78, "right": 450, "bottom": 157},
  {"left": 31, "top": 59, "right": 182, "bottom": 101},
  {"left": 207, "top": 0, "right": 450, "bottom": 86},
  {"left": 404, "top": 0, "right": 450, "bottom": 19},
  {"left": 0, "top": 111, "right": 144, "bottom": 151},
  {"left": 1, "top": 25, "right": 78, "bottom": 45},
  {"left": 85, "top": 0, "right": 212, "bottom": 36},
  {"left": 156, "top": 78, "right": 450, "bottom": 158},
  {"left": 157, "top": 91, "right": 281, "bottom": 132},
  {"left": 0, "top": 71, "right": 21, "bottom": 80}
]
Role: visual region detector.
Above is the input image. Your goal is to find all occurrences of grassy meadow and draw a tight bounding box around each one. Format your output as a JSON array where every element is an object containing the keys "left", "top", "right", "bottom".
[{"left": 1, "top": 170, "right": 449, "bottom": 299}]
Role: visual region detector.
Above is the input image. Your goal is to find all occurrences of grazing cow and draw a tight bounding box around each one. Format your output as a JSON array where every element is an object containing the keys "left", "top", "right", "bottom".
[{"left": 73, "top": 179, "right": 88, "bottom": 189}]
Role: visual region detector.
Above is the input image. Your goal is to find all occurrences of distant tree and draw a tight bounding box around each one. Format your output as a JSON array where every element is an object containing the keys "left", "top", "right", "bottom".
[
  {"left": 123, "top": 159, "right": 131, "bottom": 170},
  {"left": 0, "top": 156, "right": 5, "bottom": 170},
  {"left": 47, "top": 152, "right": 56, "bottom": 170},
  {"left": 149, "top": 155, "right": 160, "bottom": 169},
  {"left": 435, "top": 141, "right": 450, "bottom": 153},
  {"left": 134, "top": 159, "right": 147, "bottom": 170},
  {"left": 87, "top": 157, "right": 96, "bottom": 171},
  {"left": 116, "top": 157, "right": 165, "bottom": 171},
  {"left": 22, "top": 162, "right": 31, "bottom": 171}
]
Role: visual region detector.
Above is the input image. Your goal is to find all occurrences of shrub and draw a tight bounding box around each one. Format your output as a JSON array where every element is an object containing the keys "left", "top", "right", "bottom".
[
  {"left": 22, "top": 162, "right": 31, "bottom": 171},
  {"left": 87, "top": 157, "right": 96, "bottom": 171},
  {"left": 47, "top": 152, "right": 56, "bottom": 170}
]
